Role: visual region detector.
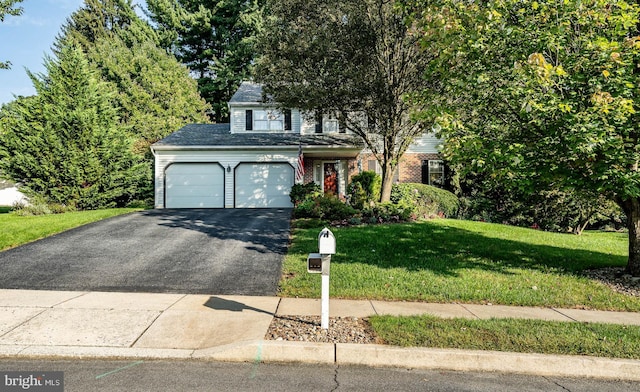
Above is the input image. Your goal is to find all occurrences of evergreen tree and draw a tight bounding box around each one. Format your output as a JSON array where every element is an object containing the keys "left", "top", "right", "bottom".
[
  {"left": 145, "top": 0, "right": 261, "bottom": 122},
  {"left": 0, "top": 42, "right": 145, "bottom": 209},
  {"left": 1, "top": 0, "right": 23, "bottom": 69},
  {"left": 60, "top": 0, "right": 210, "bottom": 150},
  {"left": 57, "top": 0, "right": 210, "bottom": 201},
  {"left": 89, "top": 35, "right": 209, "bottom": 155}
]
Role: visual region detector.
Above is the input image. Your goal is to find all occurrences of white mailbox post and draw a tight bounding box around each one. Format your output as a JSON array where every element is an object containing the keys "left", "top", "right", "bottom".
[{"left": 307, "top": 228, "right": 335, "bottom": 329}]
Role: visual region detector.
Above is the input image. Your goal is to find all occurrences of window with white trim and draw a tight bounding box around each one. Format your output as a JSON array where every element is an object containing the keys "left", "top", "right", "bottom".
[
  {"left": 246, "top": 109, "right": 291, "bottom": 131},
  {"left": 254, "top": 109, "right": 283, "bottom": 131}
]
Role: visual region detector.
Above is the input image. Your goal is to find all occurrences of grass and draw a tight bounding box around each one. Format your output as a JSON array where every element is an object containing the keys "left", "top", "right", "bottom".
[
  {"left": 0, "top": 208, "right": 140, "bottom": 251},
  {"left": 280, "top": 219, "right": 638, "bottom": 311},
  {"left": 284, "top": 218, "right": 640, "bottom": 357},
  {"left": 370, "top": 315, "right": 640, "bottom": 360}
]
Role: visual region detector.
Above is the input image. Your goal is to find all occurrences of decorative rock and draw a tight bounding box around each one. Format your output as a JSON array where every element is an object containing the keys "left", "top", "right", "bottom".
[
  {"left": 266, "top": 316, "right": 378, "bottom": 344},
  {"left": 582, "top": 267, "right": 640, "bottom": 297}
]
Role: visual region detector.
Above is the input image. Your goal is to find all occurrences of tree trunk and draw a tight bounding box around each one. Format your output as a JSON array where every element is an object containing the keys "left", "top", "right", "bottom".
[
  {"left": 379, "top": 162, "right": 395, "bottom": 202},
  {"left": 619, "top": 198, "right": 640, "bottom": 276}
]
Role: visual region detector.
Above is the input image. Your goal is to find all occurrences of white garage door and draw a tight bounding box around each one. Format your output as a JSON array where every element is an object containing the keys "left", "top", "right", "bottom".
[
  {"left": 165, "top": 163, "right": 224, "bottom": 208},
  {"left": 235, "top": 163, "right": 294, "bottom": 208}
]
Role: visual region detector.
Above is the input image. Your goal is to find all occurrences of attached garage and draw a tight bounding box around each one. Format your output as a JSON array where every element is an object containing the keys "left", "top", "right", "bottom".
[
  {"left": 235, "top": 163, "right": 294, "bottom": 208},
  {"left": 165, "top": 163, "right": 224, "bottom": 208},
  {"left": 151, "top": 123, "right": 362, "bottom": 209}
]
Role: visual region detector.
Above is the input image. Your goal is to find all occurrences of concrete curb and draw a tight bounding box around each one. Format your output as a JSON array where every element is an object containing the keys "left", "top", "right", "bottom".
[
  {"left": 4, "top": 341, "right": 640, "bottom": 381},
  {"left": 194, "top": 340, "right": 334, "bottom": 364},
  {"left": 336, "top": 344, "right": 640, "bottom": 381}
]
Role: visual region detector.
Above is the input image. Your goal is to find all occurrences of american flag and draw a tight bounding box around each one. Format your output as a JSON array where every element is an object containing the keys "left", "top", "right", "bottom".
[{"left": 295, "top": 143, "right": 305, "bottom": 183}]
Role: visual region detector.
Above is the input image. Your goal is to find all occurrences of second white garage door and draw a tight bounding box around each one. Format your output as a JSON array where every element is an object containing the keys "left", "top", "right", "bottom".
[
  {"left": 165, "top": 163, "right": 224, "bottom": 208},
  {"left": 235, "top": 163, "right": 294, "bottom": 208}
]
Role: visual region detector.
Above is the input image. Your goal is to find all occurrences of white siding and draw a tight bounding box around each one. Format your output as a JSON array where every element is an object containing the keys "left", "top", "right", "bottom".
[{"left": 406, "top": 132, "right": 442, "bottom": 154}]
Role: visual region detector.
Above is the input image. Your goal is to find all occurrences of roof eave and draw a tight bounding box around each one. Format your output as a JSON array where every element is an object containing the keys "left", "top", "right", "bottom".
[{"left": 151, "top": 144, "right": 362, "bottom": 156}]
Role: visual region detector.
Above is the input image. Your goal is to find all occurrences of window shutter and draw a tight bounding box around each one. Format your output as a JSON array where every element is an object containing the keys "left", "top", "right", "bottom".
[
  {"left": 284, "top": 110, "right": 292, "bottom": 131},
  {"left": 315, "top": 111, "right": 323, "bottom": 133},
  {"left": 245, "top": 110, "right": 253, "bottom": 131},
  {"left": 421, "top": 160, "right": 429, "bottom": 184}
]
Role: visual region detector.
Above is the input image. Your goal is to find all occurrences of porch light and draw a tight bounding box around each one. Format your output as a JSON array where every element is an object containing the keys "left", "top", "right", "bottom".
[{"left": 227, "top": 164, "right": 231, "bottom": 173}]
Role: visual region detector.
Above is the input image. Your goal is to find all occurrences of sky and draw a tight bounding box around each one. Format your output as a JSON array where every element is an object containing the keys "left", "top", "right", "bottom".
[{"left": 0, "top": 0, "right": 87, "bottom": 105}]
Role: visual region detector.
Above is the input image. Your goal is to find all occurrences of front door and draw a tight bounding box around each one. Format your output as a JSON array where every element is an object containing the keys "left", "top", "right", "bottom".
[{"left": 323, "top": 162, "right": 338, "bottom": 195}]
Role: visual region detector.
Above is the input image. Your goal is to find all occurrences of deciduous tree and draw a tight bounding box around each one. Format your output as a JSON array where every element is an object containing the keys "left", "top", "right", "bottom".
[
  {"left": 411, "top": 0, "right": 640, "bottom": 274},
  {"left": 255, "top": 0, "right": 432, "bottom": 202}
]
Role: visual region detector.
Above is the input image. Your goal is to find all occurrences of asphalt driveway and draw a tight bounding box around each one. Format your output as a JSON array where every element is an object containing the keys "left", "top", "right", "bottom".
[{"left": 0, "top": 209, "right": 292, "bottom": 295}]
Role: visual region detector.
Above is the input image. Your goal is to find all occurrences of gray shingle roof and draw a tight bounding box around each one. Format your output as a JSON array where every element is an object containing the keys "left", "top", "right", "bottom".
[
  {"left": 228, "top": 81, "right": 266, "bottom": 104},
  {"left": 152, "top": 124, "right": 363, "bottom": 148}
]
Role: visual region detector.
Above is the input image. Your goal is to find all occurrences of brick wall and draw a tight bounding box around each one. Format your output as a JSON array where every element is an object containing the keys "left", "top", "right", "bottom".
[
  {"left": 399, "top": 153, "right": 440, "bottom": 183},
  {"left": 352, "top": 152, "right": 441, "bottom": 184}
]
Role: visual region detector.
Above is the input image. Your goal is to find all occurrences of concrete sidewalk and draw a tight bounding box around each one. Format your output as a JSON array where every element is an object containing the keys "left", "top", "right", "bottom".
[{"left": 1, "top": 289, "right": 640, "bottom": 380}]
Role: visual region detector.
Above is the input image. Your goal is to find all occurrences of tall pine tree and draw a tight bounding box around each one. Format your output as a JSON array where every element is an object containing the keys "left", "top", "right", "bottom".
[
  {"left": 0, "top": 42, "right": 145, "bottom": 209},
  {"left": 60, "top": 0, "right": 210, "bottom": 151},
  {"left": 58, "top": 0, "right": 210, "bottom": 200},
  {"left": 145, "top": 0, "right": 261, "bottom": 122}
]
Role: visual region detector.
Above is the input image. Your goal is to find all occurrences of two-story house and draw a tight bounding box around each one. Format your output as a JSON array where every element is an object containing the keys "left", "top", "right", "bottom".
[{"left": 151, "top": 82, "right": 442, "bottom": 209}]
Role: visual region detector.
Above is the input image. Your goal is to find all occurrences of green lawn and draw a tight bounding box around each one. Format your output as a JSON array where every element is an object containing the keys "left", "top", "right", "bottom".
[
  {"left": 0, "top": 208, "right": 140, "bottom": 251},
  {"left": 370, "top": 315, "right": 640, "bottom": 359},
  {"left": 283, "top": 219, "right": 640, "bottom": 357},
  {"left": 281, "top": 219, "right": 637, "bottom": 311}
]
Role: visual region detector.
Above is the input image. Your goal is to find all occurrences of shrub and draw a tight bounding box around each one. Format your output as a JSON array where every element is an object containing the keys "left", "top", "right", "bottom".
[
  {"left": 11, "top": 193, "right": 79, "bottom": 216},
  {"left": 391, "top": 183, "right": 459, "bottom": 218},
  {"left": 317, "top": 194, "right": 357, "bottom": 221},
  {"left": 293, "top": 194, "right": 357, "bottom": 221},
  {"left": 456, "top": 178, "right": 626, "bottom": 233},
  {"left": 294, "top": 198, "right": 322, "bottom": 219},
  {"left": 363, "top": 202, "right": 415, "bottom": 223},
  {"left": 12, "top": 200, "right": 78, "bottom": 216},
  {"left": 13, "top": 202, "right": 52, "bottom": 216},
  {"left": 347, "top": 171, "right": 381, "bottom": 209},
  {"left": 126, "top": 199, "right": 153, "bottom": 209},
  {"left": 290, "top": 182, "right": 322, "bottom": 205}
]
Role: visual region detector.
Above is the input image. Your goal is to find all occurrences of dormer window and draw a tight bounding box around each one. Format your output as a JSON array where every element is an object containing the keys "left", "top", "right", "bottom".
[
  {"left": 255, "top": 110, "right": 282, "bottom": 130},
  {"left": 246, "top": 109, "right": 292, "bottom": 131}
]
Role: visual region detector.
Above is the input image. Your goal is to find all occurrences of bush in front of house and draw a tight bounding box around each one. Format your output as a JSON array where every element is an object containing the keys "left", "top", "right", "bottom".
[
  {"left": 293, "top": 179, "right": 458, "bottom": 226},
  {"left": 293, "top": 193, "right": 357, "bottom": 221},
  {"left": 290, "top": 183, "right": 322, "bottom": 206},
  {"left": 362, "top": 202, "right": 415, "bottom": 224},
  {"left": 347, "top": 171, "right": 381, "bottom": 209},
  {"left": 390, "top": 183, "right": 459, "bottom": 218}
]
